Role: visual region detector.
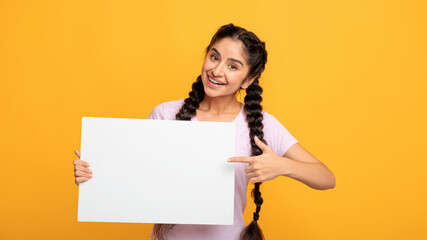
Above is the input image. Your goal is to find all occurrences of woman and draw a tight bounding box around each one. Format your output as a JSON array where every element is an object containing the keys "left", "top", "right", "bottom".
[{"left": 73, "top": 23, "right": 336, "bottom": 240}]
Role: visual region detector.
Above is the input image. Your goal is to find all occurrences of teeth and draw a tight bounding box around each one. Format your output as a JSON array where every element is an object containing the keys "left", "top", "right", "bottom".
[{"left": 209, "top": 77, "right": 225, "bottom": 85}]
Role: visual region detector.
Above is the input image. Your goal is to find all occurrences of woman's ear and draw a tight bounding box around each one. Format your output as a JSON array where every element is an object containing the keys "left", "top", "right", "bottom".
[{"left": 240, "top": 75, "right": 257, "bottom": 90}]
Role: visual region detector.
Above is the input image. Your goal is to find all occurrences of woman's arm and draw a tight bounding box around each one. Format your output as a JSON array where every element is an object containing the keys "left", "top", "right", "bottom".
[
  {"left": 228, "top": 137, "right": 335, "bottom": 189},
  {"left": 282, "top": 143, "right": 336, "bottom": 190}
]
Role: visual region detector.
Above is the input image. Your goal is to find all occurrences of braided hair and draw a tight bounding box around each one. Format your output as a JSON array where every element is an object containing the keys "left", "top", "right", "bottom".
[{"left": 152, "top": 23, "right": 268, "bottom": 240}]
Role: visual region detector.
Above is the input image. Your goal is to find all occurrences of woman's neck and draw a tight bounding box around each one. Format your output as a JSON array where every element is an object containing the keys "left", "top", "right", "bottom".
[{"left": 199, "top": 95, "right": 241, "bottom": 114}]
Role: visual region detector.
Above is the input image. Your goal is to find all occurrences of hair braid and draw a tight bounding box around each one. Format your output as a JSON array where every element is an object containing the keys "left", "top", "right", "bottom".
[
  {"left": 152, "top": 75, "right": 205, "bottom": 240},
  {"left": 240, "top": 78, "right": 266, "bottom": 240},
  {"left": 175, "top": 75, "right": 205, "bottom": 120}
]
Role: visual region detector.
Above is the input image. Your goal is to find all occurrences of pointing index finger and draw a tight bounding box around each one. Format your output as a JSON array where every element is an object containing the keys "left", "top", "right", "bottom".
[{"left": 227, "top": 156, "right": 253, "bottom": 163}]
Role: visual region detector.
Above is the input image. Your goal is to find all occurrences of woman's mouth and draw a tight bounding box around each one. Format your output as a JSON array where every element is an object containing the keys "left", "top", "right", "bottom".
[{"left": 207, "top": 76, "right": 226, "bottom": 87}]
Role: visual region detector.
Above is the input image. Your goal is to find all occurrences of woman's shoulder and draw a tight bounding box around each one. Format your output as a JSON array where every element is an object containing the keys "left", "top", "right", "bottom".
[
  {"left": 258, "top": 109, "right": 291, "bottom": 132},
  {"left": 241, "top": 107, "right": 291, "bottom": 135},
  {"left": 261, "top": 110, "right": 280, "bottom": 124},
  {"left": 157, "top": 98, "right": 186, "bottom": 111},
  {"left": 147, "top": 98, "right": 185, "bottom": 120},
  {"left": 241, "top": 107, "right": 278, "bottom": 123},
  {"left": 257, "top": 109, "right": 299, "bottom": 157}
]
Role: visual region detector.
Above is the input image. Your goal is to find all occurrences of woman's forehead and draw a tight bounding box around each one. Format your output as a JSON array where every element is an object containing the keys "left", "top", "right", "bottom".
[{"left": 210, "top": 38, "right": 248, "bottom": 64}]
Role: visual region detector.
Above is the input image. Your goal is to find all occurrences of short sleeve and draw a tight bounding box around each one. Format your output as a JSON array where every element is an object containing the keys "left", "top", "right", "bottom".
[
  {"left": 147, "top": 103, "right": 165, "bottom": 120},
  {"left": 263, "top": 112, "right": 299, "bottom": 157}
]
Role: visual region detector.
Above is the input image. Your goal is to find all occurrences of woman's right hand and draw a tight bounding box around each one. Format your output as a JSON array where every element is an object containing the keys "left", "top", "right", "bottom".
[{"left": 73, "top": 149, "right": 93, "bottom": 186}]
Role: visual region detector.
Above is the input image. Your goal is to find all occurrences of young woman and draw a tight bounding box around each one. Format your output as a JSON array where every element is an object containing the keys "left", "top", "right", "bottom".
[{"left": 73, "top": 23, "right": 336, "bottom": 240}]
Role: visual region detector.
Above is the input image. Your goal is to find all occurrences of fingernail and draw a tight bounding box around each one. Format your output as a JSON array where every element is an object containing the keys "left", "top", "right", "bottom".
[
  {"left": 227, "top": 158, "right": 231, "bottom": 162},
  {"left": 89, "top": 169, "right": 93, "bottom": 173}
]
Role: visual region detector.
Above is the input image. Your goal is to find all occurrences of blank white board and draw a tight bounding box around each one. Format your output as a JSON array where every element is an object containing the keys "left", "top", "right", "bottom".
[{"left": 78, "top": 117, "right": 236, "bottom": 225}]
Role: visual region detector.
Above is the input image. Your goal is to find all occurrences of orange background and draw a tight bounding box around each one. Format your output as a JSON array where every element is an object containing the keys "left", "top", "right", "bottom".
[{"left": 1, "top": 1, "right": 426, "bottom": 239}]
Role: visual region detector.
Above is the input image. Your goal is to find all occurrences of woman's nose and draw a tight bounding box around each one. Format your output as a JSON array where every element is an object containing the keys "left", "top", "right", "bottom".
[{"left": 213, "top": 61, "right": 225, "bottom": 77}]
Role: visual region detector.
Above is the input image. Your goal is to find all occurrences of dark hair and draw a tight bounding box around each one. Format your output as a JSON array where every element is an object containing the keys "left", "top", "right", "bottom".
[{"left": 152, "top": 23, "right": 268, "bottom": 240}]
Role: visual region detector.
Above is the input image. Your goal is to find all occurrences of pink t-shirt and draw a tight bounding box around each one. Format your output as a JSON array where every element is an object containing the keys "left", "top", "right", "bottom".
[{"left": 147, "top": 98, "right": 298, "bottom": 240}]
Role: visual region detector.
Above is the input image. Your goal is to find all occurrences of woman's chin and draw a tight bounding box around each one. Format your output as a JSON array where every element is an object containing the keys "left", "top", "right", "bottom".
[
  {"left": 203, "top": 88, "right": 219, "bottom": 98},
  {"left": 204, "top": 88, "right": 238, "bottom": 100},
  {"left": 203, "top": 87, "right": 221, "bottom": 98}
]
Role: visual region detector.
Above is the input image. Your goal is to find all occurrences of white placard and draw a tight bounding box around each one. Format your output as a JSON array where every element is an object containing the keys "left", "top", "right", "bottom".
[{"left": 78, "top": 117, "right": 235, "bottom": 225}]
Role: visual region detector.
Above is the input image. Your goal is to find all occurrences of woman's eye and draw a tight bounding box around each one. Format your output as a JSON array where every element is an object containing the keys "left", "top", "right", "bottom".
[
  {"left": 210, "top": 54, "right": 218, "bottom": 61},
  {"left": 230, "top": 64, "right": 238, "bottom": 70}
]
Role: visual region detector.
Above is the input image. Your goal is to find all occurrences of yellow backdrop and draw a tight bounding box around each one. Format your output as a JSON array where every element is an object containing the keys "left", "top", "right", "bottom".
[{"left": 1, "top": 1, "right": 426, "bottom": 239}]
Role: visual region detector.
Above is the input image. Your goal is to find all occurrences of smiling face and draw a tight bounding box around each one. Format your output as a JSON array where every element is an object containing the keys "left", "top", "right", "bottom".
[{"left": 201, "top": 37, "right": 256, "bottom": 98}]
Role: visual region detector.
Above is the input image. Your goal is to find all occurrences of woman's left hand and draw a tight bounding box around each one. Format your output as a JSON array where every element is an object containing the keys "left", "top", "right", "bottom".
[{"left": 227, "top": 136, "right": 288, "bottom": 183}]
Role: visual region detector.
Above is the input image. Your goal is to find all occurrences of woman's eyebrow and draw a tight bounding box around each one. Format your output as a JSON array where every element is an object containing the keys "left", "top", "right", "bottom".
[{"left": 212, "top": 48, "right": 244, "bottom": 67}]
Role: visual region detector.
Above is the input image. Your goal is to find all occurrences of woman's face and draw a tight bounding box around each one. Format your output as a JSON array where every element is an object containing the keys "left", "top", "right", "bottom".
[{"left": 201, "top": 37, "right": 255, "bottom": 98}]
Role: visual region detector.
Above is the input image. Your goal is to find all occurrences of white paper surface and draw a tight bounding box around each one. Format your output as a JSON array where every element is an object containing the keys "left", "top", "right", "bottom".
[{"left": 78, "top": 117, "right": 236, "bottom": 225}]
